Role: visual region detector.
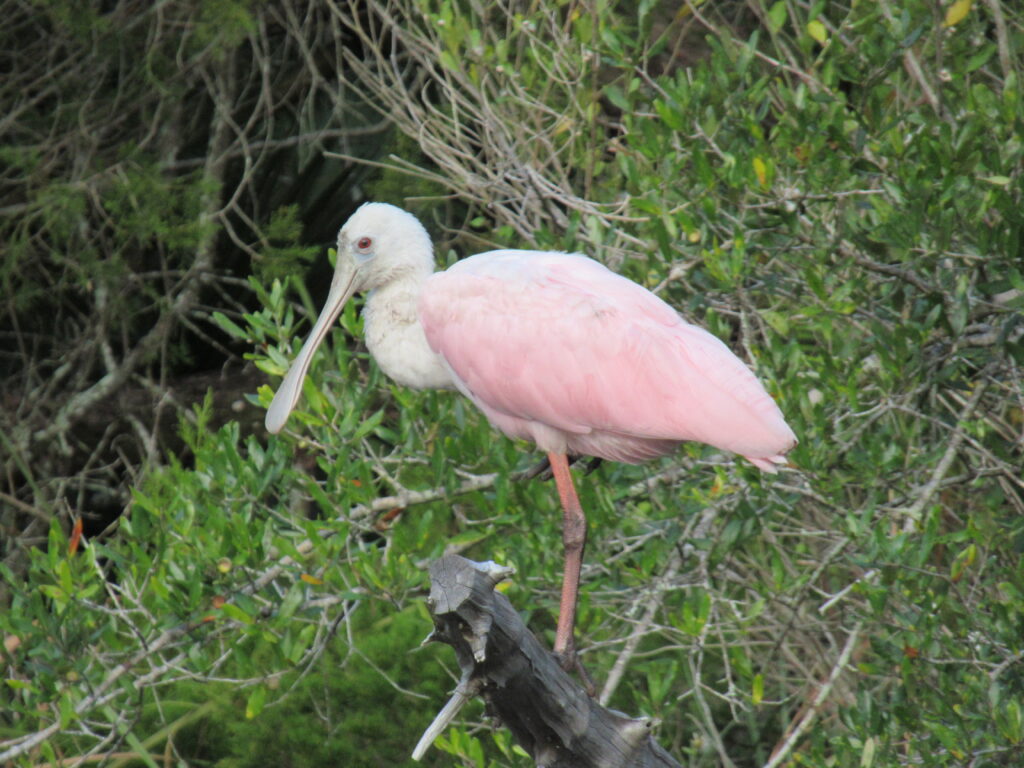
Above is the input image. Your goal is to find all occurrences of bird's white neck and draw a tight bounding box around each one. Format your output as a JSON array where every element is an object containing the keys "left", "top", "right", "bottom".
[{"left": 362, "top": 269, "right": 453, "bottom": 390}]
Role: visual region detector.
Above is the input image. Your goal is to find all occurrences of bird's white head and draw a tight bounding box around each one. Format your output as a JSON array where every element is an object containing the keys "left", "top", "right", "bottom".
[
  {"left": 337, "top": 202, "right": 435, "bottom": 290},
  {"left": 265, "top": 202, "right": 435, "bottom": 433}
]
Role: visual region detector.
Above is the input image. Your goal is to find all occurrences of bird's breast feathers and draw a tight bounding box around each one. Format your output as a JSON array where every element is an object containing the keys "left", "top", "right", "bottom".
[{"left": 365, "top": 285, "right": 453, "bottom": 390}]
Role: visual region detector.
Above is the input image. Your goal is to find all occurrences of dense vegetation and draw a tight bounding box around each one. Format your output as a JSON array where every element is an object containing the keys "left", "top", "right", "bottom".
[{"left": 2, "top": 1, "right": 1022, "bottom": 766}]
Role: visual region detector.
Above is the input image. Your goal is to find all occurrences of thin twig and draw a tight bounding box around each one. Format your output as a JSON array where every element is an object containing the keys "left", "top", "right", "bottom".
[{"left": 762, "top": 622, "right": 864, "bottom": 768}]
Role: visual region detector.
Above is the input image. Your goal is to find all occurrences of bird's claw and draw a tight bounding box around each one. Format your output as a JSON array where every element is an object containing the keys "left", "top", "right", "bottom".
[
  {"left": 553, "top": 647, "right": 597, "bottom": 697},
  {"left": 515, "top": 454, "right": 603, "bottom": 483}
]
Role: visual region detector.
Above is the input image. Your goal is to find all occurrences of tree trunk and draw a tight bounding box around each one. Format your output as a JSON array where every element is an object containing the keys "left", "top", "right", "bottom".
[{"left": 415, "top": 554, "right": 682, "bottom": 767}]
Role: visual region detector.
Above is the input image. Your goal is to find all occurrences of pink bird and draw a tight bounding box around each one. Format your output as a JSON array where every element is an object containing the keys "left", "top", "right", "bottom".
[{"left": 266, "top": 202, "right": 797, "bottom": 667}]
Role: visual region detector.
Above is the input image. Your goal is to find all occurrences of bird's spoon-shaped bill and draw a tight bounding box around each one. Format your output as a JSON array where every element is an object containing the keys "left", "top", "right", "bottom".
[{"left": 265, "top": 264, "right": 358, "bottom": 434}]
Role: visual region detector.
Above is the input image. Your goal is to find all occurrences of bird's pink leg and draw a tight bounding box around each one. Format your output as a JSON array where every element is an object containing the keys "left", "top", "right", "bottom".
[{"left": 547, "top": 451, "right": 587, "bottom": 669}]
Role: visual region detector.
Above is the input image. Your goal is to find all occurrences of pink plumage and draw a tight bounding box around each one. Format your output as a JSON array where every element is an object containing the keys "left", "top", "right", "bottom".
[{"left": 419, "top": 250, "right": 796, "bottom": 470}]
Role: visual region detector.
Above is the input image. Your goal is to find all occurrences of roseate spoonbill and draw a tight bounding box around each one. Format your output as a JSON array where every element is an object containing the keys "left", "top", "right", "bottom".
[{"left": 266, "top": 202, "right": 797, "bottom": 666}]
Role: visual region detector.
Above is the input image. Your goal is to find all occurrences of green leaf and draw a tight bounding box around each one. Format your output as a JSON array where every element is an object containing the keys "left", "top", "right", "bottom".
[
  {"left": 438, "top": 50, "right": 458, "bottom": 72},
  {"left": 604, "top": 84, "right": 630, "bottom": 111},
  {"left": 246, "top": 685, "right": 268, "bottom": 719},
  {"left": 59, "top": 691, "right": 75, "bottom": 727},
  {"left": 1000, "top": 698, "right": 1024, "bottom": 743},
  {"left": 57, "top": 558, "right": 73, "bottom": 595},
  {"left": 762, "top": 310, "right": 790, "bottom": 335},
  {"left": 124, "top": 729, "right": 160, "bottom": 768},
  {"left": 806, "top": 20, "right": 828, "bottom": 45},
  {"left": 653, "top": 99, "right": 684, "bottom": 131},
  {"left": 221, "top": 602, "right": 254, "bottom": 625},
  {"left": 860, "top": 736, "right": 877, "bottom": 767},
  {"left": 352, "top": 409, "right": 384, "bottom": 440},
  {"left": 212, "top": 311, "right": 248, "bottom": 341},
  {"left": 278, "top": 584, "right": 304, "bottom": 620},
  {"left": 966, "top": 43, "right": 996, "bottom": 72},
  {"left": 6, "top": 678, "right": 38, "bottom": 693},
  {"left": 39, "top": 741, "right": 58, "bottom": 768},
  {"left": 943, "top": 0, "right": 972, "bottom": 28},
  {"left": 767, "top": 1, "right": 787, "bottom": 32}
]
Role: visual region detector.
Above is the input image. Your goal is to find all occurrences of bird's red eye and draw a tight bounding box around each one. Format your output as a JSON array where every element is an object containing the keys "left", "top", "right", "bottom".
[{"left": 356, "top": 237, "right": 373, "bottom": 251}]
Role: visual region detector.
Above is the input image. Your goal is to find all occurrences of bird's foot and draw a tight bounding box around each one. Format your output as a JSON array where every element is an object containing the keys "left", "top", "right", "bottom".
[
  {"left": 554, "top": 647, "right": 597, "bottom": 697},
  {"left": 515, "top": 454, "right": 603, "bottom": 482}
]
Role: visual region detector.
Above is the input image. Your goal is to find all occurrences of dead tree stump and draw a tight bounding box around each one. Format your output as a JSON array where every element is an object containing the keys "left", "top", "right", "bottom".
[{"left": 414, "top": 554, "right": 682, "bottom": 767}]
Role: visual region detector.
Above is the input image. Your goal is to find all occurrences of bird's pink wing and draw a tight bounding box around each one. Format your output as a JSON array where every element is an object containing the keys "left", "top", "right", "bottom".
[{"left": 419, "top": 251, "right": 795, "bottom": 463}]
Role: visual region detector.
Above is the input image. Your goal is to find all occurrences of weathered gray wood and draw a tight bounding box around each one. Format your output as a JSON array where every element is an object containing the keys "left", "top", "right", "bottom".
[{"left": 415, "top": 555, "right": 683, "bottom": 768}]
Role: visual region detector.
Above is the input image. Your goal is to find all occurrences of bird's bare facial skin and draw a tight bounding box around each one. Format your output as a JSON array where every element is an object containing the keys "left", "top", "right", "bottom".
[{"left": 353, "top": 235, "right": 374, "bottom": 262}]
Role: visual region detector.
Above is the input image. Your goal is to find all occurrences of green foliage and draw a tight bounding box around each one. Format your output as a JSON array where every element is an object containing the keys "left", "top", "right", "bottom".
[
  {"left": 115, "top": 608, "right": 453, "bottom": 768},
  {"left": 0, "top": 395, "right": 453, "bottom": 764},
  {"left": 102, "top": 163, "right": 220, "bottom": 254},
  {"left": 254, "top": 205, "right": 322, "bottom": 281},
  {"left": 219, "top": 608, "right": 451, "bottom": 768},
  {"left": 193, "top": 0, "right": 257, "bottom": 56}
]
